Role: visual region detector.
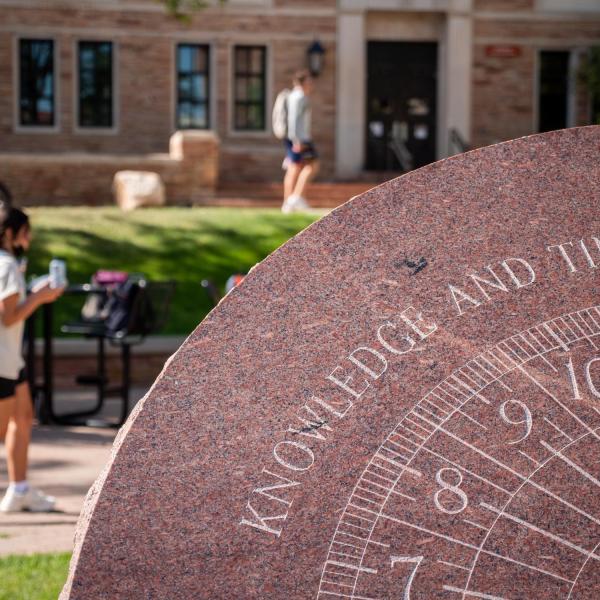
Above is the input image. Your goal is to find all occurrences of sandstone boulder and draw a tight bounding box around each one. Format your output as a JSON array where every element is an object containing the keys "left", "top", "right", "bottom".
[{"left": 113, "top": 170, "right": 165, "bottom": 211}]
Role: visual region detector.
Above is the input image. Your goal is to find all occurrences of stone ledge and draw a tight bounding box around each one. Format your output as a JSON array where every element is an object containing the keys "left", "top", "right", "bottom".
[
  {"left": 0, "top": 152, "right": 174, "bottom": 164},
  {"left": 32, "top": 335, "right": 186, "bottom": 357}
]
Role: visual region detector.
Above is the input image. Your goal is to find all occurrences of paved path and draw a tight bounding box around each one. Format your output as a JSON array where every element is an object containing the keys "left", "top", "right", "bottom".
[{"left": 0, "top": 389, "right": 147, "bottom": 556}]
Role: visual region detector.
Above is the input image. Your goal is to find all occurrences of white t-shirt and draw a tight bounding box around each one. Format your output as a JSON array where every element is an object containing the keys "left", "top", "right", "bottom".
[
  {"left": 287, "top": 86, "right": 312, "bottom": 144},
  {"left": 0, "top": 250, "right": 26, "bottom": 380}
]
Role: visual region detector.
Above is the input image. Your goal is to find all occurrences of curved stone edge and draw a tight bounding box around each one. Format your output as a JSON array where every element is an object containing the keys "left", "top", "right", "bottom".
[{"left": 59, "top": 125, "right": 598, "bottom": 597}]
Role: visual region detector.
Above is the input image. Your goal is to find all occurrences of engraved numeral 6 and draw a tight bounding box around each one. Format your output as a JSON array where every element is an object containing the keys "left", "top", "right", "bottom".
[
  {"left": 434, "top": 468, "right": 468, "bottom": 514},
  {"left": 390, "top": 555, "right": 423, "bottom": 600}
]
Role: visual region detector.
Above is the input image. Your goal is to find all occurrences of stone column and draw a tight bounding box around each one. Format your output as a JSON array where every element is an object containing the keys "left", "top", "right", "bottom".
[
  {"left": 336, "top": 11, "right": 366, "bottom": 178},
  {"left": 445, "top": 6, "right": 473, "bottom": 155}
]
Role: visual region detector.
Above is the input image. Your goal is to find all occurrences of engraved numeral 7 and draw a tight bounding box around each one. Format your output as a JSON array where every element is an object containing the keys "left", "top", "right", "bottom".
[{"left": 390, "top": 555, "right": 423, "bottom": 600}]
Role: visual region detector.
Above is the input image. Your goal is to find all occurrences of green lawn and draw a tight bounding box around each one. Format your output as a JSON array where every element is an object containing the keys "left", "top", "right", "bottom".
[
  {"left": 0, "top": 553, "right": 71, "bottom": 600},
  {"left": 26, "top": 207, "right": 321, "bottom": 336}
]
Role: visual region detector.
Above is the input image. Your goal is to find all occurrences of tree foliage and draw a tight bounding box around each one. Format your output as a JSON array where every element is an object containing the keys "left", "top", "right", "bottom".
[{"left": 160, "top": 0, "right": 225, "bottom": 21}]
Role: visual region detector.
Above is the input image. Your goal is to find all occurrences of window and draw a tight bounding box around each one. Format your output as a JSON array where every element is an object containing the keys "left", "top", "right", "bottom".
[
  {"left": 176, "top": 44, "right": 210, "bottom": 129},
  {"left": 538, "top": 50, "right": 570, "bottom": 132},
  {"left": 19, "top": 39, "right": 55, "bottom": 127},
  {"left": 233, "top": 45, "right": 267, "bottom": 131},
  {"left": 78, "top": 41, "right": 114, "bottom": 128}
]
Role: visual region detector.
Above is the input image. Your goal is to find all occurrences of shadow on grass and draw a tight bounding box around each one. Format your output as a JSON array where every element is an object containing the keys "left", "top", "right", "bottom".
[{"left": 27, "top": 211, "right": 318, "bottom": 336}]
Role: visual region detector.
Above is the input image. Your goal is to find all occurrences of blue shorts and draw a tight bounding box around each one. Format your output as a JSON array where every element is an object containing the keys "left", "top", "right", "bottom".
[{"left": 284, "top": 139, "right": 318, "bottom": 164}]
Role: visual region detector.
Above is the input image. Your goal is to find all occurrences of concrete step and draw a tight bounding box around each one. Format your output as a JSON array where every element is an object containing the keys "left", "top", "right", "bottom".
[{"left": 213, "top": 182, "right": 383, "bottom": 208}]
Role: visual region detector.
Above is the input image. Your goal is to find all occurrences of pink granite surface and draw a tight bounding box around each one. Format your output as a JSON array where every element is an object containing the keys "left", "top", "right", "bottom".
[{"left": 62, "top": 127, "right": 600, "bottom": 599}]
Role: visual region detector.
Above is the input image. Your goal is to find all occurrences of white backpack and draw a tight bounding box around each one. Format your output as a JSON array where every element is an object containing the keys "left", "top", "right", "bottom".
[{"left": 272, "top": 88, "right": 291, "bottom": 140}]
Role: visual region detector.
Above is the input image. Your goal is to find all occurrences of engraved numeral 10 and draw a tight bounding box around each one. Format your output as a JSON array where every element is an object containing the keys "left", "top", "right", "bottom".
[{"left": 565, "top": 357, "right": 600, "bottom": 400}]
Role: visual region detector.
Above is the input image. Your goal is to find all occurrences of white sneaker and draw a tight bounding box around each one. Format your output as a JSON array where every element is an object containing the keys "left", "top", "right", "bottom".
[
  {"left": 0, "top": 486, "right": 56, "bottom": 513},
  {"left": 282, "top": 194, "right": 311, "bottom": 214}
]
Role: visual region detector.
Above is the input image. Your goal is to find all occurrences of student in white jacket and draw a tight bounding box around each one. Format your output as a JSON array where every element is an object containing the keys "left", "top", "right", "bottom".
[
  {"left": 282, "top": 70, "right": 320, "bottom": 213},
  {"left": 0, "top": 206, "right": 63, "bottom": 512}
]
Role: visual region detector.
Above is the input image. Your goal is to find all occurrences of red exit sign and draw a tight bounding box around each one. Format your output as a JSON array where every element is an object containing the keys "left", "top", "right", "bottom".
[{"left": 485, "top": 45, "right": 522, "bottom": 58}]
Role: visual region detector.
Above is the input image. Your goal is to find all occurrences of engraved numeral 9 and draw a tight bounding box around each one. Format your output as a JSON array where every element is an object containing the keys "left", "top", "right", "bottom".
[{"left": 499, "top": 400, "right": 532, "bottom": 444}]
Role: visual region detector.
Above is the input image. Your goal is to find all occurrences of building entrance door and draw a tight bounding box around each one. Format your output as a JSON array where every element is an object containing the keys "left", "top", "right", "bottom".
[{"left": 366, "top": 41, "right": 437, "bottom": 171}]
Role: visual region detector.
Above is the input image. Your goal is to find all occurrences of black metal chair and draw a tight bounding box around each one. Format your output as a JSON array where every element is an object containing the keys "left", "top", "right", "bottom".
[
  {"left": 201, "top": 279, "right": 222, "bottom": 307},
  {"left": 60, "top": 279, "right": 176, "bottom": 427}
]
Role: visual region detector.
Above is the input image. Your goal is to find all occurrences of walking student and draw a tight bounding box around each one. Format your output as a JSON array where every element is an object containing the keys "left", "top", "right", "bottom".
[
  {"left": 279, "top": 70, "right": 320, "bottom": 213},
  {"left": 0, "top": 206, "right": 63, "bottom": 512}
]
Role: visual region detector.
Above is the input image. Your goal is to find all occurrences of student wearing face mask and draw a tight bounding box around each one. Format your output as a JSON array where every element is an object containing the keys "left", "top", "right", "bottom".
[{"left": 0, "top": 206, "right": 64, "bottom": 512}]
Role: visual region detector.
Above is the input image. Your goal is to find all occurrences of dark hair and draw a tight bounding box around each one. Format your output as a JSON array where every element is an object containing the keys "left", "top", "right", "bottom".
[
  {"left": 0, "top": 182, "right": 12, "bottom": 210},
  {"left": 0, "top": 207, "right": 30, "bottom": 247},
  {"left": 293, "top": 69, "right": 311, "bottom": 86}
]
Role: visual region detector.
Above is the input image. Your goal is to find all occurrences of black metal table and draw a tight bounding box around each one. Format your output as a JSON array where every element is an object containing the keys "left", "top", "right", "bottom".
[{"left": 25, "top": 283, "right": 106, "bottom": 424}]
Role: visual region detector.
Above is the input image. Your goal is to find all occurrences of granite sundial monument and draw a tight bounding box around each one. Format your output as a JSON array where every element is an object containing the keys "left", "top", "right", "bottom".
[{"left": 62, "top": 126, "right": 600, "bottom": 599}]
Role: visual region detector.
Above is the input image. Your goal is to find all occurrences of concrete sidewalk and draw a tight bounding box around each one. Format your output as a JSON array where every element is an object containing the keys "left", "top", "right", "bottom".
[{"left": 0, "top": 389, "right": 147, "bottom": 556}]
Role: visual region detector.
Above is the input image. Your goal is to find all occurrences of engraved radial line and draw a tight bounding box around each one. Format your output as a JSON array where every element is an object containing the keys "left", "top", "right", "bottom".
[
  {"left": 516, "top": 364, "right": 600, "bottom": 442},
  {"left": 518, "top": 450, "right": 541, "bottom": 467},
  {"left": 476, "top": 357, "right": 512, "bottom": 391},
  {"left": 319, "top": 590, "right": 380, "bottom": 600},
  {"left": 569, "top": 314, "right": 598, "bottom": 350},
  {"left": 567, "top": 541, "right": 600, "bottom": 600},
  {"left": 379, "top": 513, "right": 573, "bottom": 583},
  {"left": 356, "top": 486, "right": 386, "bottom": 500},
  {"left": 464, "top": 363, "right": 492, "bottom": 387},
  {"left": 577, "top": 310, "right": 600, "bottom": 340},
  {"left": 438, "top": 559, "right": 470, "bottom": 572},
  {"left": 480, "top": 502, "right": 600, "bottom": 562},
  {"left": 378, "top": 444, "right": 410, "bottom": 461},
  {"left": 430, "top": 391, "right": 459, "bottom": 410},
  {"left": 416, "top": 416, "right": 527, "bottom": 481},
  {"left": 326, "top": 560, "right": 377, "bottom": 574},
  {"left": 543, "top": 417, "right": 574, "bottom": 442},
  {"left": 515, "top": 333, "right": 537, "bottom": 357},
  {"left": 458, "top": 369, "right": 486, "bottom": 391},
  {"left": 353, "top": 493, "right": 379, "bottom": 506},
  {"left": 393, "top": 431, "right": 421, "bottom": 446},
  {"left": 543, "top": 322, "right": 568, "bottom": 351},
  {"left": 531, "top": 325, "right": 553, "bottom": 350},
  {"left": 463, "top": 519, "right": 489, "bottom": 532},
  {"left": 540, "top": 441, "right": 600, "bottom": 491},
  {"left": 527, "top": 331, "right": 558, "bottom": 372},
  {"left": 556, "top": 317, "right": 579, "bottom": 343},
  {"left": 443, "top": 585, "right": 508, "bottom": 600},
  {"left": 584, "top": 308, "right": 600, "bottom": 330},
  {"left": 420, "top": 446, "right": 511, "bottom": 495},
  {"left": 318, "top": 308, "right": 600, "bottom": 600}
]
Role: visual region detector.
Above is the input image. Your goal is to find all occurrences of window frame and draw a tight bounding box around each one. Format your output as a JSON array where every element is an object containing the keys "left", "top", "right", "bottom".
[
  {"left": 175, "top": 42, "right": 212, "bottom": 131},
  {"left": 231, "top": 44, "right": 269, "bottom": 134},
  {"left": 15, "top": 36, "right": 59, "bottom": 133},
  {"left": 74, "top": 39, "right": 118, "bottom": 134}
]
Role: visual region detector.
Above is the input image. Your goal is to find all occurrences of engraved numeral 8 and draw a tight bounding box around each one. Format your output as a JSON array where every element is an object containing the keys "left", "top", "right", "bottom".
[{"left": 434, "top": 468, "right": 468, "bottom": 514}]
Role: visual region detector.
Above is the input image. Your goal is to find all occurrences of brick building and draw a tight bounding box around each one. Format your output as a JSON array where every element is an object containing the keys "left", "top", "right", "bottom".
[{"left": 0, "top": 0, "right": 599, "bottom": 203}]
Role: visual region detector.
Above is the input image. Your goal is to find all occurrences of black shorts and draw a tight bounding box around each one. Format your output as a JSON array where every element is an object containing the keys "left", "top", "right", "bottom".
[
  {"left": 284, "top": 139, "right": 318, "bottom": 164},
  {"left": 0, "top": 368, "right": 27, "bottom": 400}
]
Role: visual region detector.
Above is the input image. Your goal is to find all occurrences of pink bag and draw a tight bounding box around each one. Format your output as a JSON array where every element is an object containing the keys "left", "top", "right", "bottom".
[{"left": 93, "top": 270, "right": 128, "bottom": 286}]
